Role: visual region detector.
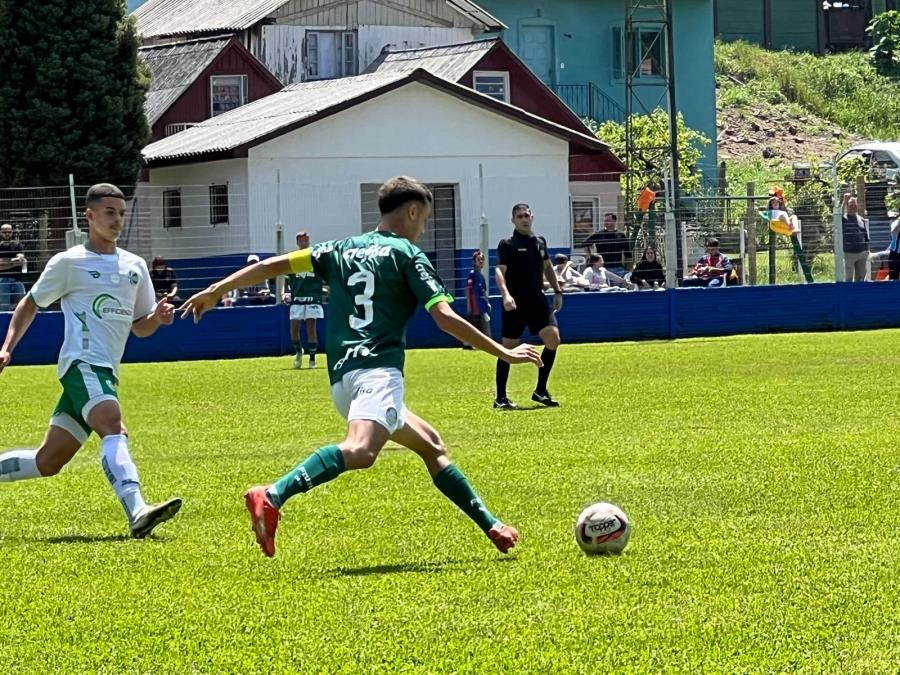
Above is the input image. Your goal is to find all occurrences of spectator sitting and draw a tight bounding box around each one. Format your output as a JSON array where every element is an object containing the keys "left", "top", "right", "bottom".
[
  {"left": 234, "top": 254, "right": 275, "bottom": 306},
  {"left": 150, "top": 256, "right": 182, "bottom": 306},
  {"left": 682, "top": 238, "right": 734, "bottom": 287},
  {"left": 631, "top": 247, "right": 666, "bottom": 290},
  {"left": 548, "top": 253, "right": 587, "bottom": 291},
  {"left": 0, "top": 223, "right": 27, "bottom": 311},
  {"left": 582, "top": 254, "right": 635, "bottom": 292}
]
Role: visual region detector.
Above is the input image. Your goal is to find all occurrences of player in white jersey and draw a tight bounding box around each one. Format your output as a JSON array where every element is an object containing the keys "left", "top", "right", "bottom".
[{"left": 0, "top": 184, "right": 182, "bottom": 539}]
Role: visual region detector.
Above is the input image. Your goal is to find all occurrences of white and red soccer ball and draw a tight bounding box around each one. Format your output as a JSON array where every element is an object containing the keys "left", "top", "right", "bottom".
[{"left": 574, "top": 502, "right": 631, "bottom": 555}]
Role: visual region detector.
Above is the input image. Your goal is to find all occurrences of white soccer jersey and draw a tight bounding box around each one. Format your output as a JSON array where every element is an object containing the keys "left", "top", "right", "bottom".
[{"left": 28, "top": 245, "right": 156, "bottom": 379}]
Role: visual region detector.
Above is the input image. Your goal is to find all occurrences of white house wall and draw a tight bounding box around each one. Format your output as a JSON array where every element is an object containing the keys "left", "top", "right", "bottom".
[
  {"left": 246, "top": 82, "right": 571, "bottom": 254},
  {"left": 357, "top": 26, "right": 473, "bottom": 72},
  {"left": 146, "top": 159, "right": 251, "bottom": 260}
]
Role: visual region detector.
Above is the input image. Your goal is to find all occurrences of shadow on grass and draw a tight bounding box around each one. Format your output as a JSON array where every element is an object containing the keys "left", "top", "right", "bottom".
[
  {"left": 34, "top": 533, "right": 133, "bottom": 544},
  {"left": 331, "top": 556, "right": 515, "bottom": 577}
]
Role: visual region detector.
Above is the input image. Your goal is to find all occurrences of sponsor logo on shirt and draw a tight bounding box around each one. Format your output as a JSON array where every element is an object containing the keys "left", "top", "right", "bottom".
[
  {"left": 342, "top": 244, "right": 392, "bottom": 261},
  {"left": 88, "top": 270, "right": 101, "bottom": 279},
  {"left": 91, "top": 293, "right": 133, "bottom": 319},
  {"left": 333, "top": 344, "right": 377, "bottom": 372}
]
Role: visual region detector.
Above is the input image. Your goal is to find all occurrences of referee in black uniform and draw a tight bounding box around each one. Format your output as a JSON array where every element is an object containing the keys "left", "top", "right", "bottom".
[{"left": 494, "top": 203, "right": 563, "bottom": 409}]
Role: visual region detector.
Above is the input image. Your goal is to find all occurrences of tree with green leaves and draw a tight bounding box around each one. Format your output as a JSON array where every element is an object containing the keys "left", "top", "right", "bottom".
[
  {"left": 0, "top": 0, "right": 149, "bottom": 188},
  {"left": 591, "top": 109, "right": 711, "bottom": 198}
]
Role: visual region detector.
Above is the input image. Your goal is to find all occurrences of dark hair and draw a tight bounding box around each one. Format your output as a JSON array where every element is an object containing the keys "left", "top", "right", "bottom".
[
  {"left": 553, "top": 253, "right": 569, "bottom": 265},
  {"left": 588, "top": 254, "right": 601, "bottom": 264},
  {"left": 642, "top": 247, "right": 656, "bottom": 261},
  {"left": 512, "top": 203, "right": 530, "bottom": 217},
  {"left": 604, "top": 213, "right": 617, "bottom": 222},
  {"left": 706, "top": 238, "right": 720, "bottom": 247},
  {"left": 85, "top": 183, "right": 125, "bottom": 208},
  {"left": 378, "top": 176, "right": 432, "bottom": 215},
  {"left": 472, "top": 249, "right": 484, "bottom": 261},
  {"left": 152, "top": 256, "right": 166, "bottom": 267}
]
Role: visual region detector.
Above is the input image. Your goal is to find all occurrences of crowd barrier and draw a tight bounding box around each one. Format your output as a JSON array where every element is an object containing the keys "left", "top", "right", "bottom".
[{"left": 4, "top": 283, "right": 900, "bottom": 367}]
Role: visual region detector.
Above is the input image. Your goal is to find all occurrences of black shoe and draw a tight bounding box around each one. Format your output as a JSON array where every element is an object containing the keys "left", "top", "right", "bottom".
[
  {"left": 493, "top": 397, "right": 517, "bottom": 410},
  {"left": 130, "top": 497, "right": 183, "bottom": 539},
  {"left": 532, "top": 391, "right": 560, "bottom": 407}
]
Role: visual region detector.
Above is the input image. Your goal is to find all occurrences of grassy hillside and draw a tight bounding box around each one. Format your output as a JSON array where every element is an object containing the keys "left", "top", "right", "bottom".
[{"left": 716, "top": 40, "right": 900, "bottom": 142}]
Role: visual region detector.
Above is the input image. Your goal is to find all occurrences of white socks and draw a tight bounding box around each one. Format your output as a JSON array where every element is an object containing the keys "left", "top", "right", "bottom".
[
  {"left": 0, "top": 449, "right": 41, "bottom": 482},
  {"left": 100, "top": 434, "right": 147, "bottom": 520}
]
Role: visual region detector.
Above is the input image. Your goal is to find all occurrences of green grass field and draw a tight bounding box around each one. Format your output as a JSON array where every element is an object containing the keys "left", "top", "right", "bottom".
[{"left": 2, "top": 332, "right": 900, "bottom": 673}]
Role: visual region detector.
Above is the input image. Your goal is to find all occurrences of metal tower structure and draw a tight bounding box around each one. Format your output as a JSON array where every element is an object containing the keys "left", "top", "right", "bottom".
[{"left": 624, "top": 0, "right": 679, "bottom": 256}]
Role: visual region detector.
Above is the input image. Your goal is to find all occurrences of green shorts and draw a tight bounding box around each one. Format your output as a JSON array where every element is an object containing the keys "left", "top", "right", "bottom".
[{"left": 50, "top": 361, "right": 119, "bottom": 445}]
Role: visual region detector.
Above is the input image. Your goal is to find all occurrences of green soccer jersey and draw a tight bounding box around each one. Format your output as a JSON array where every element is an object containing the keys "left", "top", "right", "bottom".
[
  {"left": 286, "top": 268, "right": 325, "bottom": 305},
  {"left": 287, "top": 230, "right": 453, "bottom": 384}
]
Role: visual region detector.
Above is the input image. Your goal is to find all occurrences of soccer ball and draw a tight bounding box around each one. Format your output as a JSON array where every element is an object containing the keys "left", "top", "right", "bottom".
[{"left": 574, "top": 502, "right": 631, "bottom": 555}]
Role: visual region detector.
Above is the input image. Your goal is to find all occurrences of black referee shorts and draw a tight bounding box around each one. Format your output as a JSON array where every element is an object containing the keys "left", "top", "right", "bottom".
[{"left": 501, "top": 294, "right": 557, "bottom": 339}]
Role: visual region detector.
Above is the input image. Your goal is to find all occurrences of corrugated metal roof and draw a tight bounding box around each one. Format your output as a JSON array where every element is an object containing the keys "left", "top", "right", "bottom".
[
  {"left": 142, "top": 69, "right": 619, "bottom": 165},
  {"left": 445, "top": 0, "right": 505, "bottom": 30},
  {"left": 364, "top": 38, "right": 497, "bottom": 80},
  {"left": 143, "top": 72, "right": 409, "bottom": 161},
  {"left": 134, "top": 0, "right": 504, "bottom": 38},
  {"left": 134, "top": 0, "right": 287, "bottom": 38},
  {"left": 139, "top": 37, "right": 232, "bottom": 125}
]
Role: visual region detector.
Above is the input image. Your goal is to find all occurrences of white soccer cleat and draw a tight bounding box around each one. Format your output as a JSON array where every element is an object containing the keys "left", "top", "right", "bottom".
[
  {"left": 308, "top": 358, "right": 318, "bottom": 369},
  {"left": 293, "top": 354, "right": 302, "bottom": 369}
]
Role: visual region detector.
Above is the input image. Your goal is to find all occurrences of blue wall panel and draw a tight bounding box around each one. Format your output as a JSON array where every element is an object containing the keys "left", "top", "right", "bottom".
[{"left": 5, "top": 284, "right": 900, "bottom": 368}]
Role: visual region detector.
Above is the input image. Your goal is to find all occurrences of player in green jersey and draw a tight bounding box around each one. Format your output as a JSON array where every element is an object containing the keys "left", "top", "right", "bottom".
[
  {"left": 283, "top": 231, "right": 326, "bottom": 369},
  {"left": 182, "top": 176, "right": 541, "bottom": 558}
]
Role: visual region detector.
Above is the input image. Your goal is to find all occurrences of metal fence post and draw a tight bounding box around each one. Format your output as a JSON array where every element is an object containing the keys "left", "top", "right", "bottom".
[
  {"left": 833, "top": 170, "right": 846, "bottom": 283},
  {"left": 275, "top": 170, "right": 285, "bottom": 301},
  {"left": 746, "top": 182, "right": 757, "bottom": 286}
]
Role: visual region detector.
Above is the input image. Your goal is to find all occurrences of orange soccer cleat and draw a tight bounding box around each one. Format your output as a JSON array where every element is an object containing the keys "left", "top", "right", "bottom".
[{"left": 244, "top": 486, "right": 281, "bottom": 558}]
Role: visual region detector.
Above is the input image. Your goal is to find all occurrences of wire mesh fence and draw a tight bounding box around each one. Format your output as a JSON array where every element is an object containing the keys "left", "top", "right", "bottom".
[{"left": 0, "top": 168, "right": 893, "bottom": 313}]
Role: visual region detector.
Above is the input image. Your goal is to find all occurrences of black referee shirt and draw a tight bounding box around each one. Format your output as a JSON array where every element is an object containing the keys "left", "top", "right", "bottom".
[{"left": 497, "top": 230, "right": 549, "bottom": 298}]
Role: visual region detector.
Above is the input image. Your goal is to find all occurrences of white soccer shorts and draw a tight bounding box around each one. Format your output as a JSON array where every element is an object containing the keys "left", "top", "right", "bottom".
[
  {"left": 289, "top": 304, "right": 324, "bottom": 321},
  {"left": 330, "top": 367, "right": 407, "bottom": 434}
]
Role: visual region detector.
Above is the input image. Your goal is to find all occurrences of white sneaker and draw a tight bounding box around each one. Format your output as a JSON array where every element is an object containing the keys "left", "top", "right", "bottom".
[
  {"left": 293, "top": 354, "right": 302, "bottom": 369},
  {"left": 130, "top": 497, "right": 182, "bottom": 539},
  {"left": 308, "top": 358, "right": 318, "bottom": 369}
]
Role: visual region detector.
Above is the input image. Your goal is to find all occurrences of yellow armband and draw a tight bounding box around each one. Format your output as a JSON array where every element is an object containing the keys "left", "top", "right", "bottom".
[{"left": 287, "top": 248, "right": 314, "bottom": 274}]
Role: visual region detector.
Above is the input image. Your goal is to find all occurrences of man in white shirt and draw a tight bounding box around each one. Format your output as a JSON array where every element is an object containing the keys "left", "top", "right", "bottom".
[{"left": 0, "top": 184, "right": 182, "bottom": 538}]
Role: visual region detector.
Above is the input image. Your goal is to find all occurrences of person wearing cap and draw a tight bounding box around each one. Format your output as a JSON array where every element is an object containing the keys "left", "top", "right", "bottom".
[
  {"left": 233, "top": 254, "right": 274, "bottom": 306},
  {"left": 150, "top": 256, "right": 181, "bottom": 306}
]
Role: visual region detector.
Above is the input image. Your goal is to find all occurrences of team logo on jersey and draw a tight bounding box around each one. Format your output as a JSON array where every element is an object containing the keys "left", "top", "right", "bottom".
[
  {"left": 128, "top": 271, "right": 140, "bottom": 285},
  {"left": 385, "top": 407, "right": 398, "bottom": 426},
  {"left": 87, "top": 270, "right": 101, "bottom": 279},
  {"left": 92, "top": 293, "right": 133, "bottom": 319}
]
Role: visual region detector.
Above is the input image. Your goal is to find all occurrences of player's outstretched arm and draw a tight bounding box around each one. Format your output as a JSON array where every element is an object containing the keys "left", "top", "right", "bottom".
[
  {"left": 181, "top": 254, "right": 294, "bottom": 323},
  {"left": 428, "top": 301, "right": 542, "bottom": 367},
  {"left": 0, "top": 295, "right": 39, "bottom": 375},
  {"left": 132, "top": 298, "right": 175, "bottom": 338}
]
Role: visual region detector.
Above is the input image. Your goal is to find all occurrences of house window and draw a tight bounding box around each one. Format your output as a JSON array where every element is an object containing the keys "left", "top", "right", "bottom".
[
  {"left": 209, "top": 184, "right": 229, "bottom": 225},
  {"left": 612, "top": 25, "right": 667, "bottom": 80},
  {"left": 165, "top": 123, "right": 197, "bottom": 136},
  {"left": 210, "top": 75, "right": 248, "bottom": 116},
  {"left": 571, "top": 197, "right": 599, "bottom": 249},
  {"left": 473, "top": 71, "right": 510, "bottom": 103},
  {"left": 306, "top": 31, "right": 357, "bottom": 79},
  {"left": 163, "top": 189, "right": 182, "bottom": 229}
]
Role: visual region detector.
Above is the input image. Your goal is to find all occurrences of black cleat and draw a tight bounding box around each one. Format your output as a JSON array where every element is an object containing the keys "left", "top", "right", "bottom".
[
  {"left": 493, "top": 397, "right": 518, "bottom": 410},
  {"left": 130, "top": 497, "right": 182, "bottom": 539},
  {"left": 531, "top": 391, "right": 560, "bottom": 407}
]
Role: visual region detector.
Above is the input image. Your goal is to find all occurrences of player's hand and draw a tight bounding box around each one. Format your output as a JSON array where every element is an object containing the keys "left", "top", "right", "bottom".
[
  {"left": 503, "top": 294, "right": 517, "bottom": 311},
  {"left": 153, "top": 298, "right": 175, "bottom": 326},
  {"left": 553, "top": 292, "right": 563, "bottom": 313},
  {"left": 0, "top": 349, "right": 10, "bottom": 376},
  {"left": 181, "top": 288, "right": 220, "bottom": 323},
  {"left": 502, "top": 343, "right": 543, "bottom": 368}
]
